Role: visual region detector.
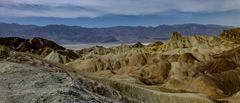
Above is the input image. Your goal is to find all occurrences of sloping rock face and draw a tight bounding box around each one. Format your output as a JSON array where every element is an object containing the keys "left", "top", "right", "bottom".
[
  {"left": 45, "top": 50, "right": 79, "bottom": 64},
  {"left": 45, "top": 51, "right": 72, "bottom": 64},
  {"left": 0, "top": 48, "right": 122, "bottom": 103}
]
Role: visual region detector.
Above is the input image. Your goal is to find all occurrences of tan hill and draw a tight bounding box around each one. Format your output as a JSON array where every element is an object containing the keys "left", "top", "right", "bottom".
[{"left": 66, "top": 28, "right": 240, "bottom": 103}]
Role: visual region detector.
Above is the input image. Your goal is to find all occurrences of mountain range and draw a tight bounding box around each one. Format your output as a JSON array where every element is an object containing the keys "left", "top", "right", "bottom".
[{"left": 0, "top": 22, "right": 234, "bottom": 44}]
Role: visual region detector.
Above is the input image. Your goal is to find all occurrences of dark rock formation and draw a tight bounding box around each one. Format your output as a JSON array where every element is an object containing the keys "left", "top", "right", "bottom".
[
  {"left": 130, "top": 42, "right": 144, "bottom": 48},
  {"left": 0, "top": 37, "right": 81, "bottom": 64},
  {"left": 147, "top": 41, "right": 163, "bottom": 47},
  {"left": 0, "top": 37, "right": 26, "bottom": 49},
  {"left": 0, "top": 37, "right": 65, "bottom": 53}
]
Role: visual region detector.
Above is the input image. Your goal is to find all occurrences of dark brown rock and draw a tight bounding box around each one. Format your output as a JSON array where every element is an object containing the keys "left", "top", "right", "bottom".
[
  {"left": 0, "top": 37, "right": 26, "bottom": 49},
  {"left": 0, "top": 37, "right": 65, "bottom": 53},
  {"left": 130, "top": 42, "right": 144, "bottom": 48}
]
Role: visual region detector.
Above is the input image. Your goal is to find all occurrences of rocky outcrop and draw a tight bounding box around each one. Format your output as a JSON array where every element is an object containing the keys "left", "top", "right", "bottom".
[
  {"left": 220, "top": 28, "right": 240, "bottom": 43},
  {"left": 130, "top": 42, "right": 144, "bottom": 48},
  {"left": 0, "top": 37, "right": 80, "bottom": 63},
  {"left": 170, "top": 32, "right": 183, "bottom": 41},
  {"left": 159, "top": 32, "right": 222, "bottom": 52},
  {"left": 0, "top": 50, "right": 122, "bottom": 103}
]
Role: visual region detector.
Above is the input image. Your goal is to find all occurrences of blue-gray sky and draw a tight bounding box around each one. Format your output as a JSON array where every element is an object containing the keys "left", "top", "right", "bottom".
[{"left": 0, "top": 0, "right": 240, "bottom": 27}]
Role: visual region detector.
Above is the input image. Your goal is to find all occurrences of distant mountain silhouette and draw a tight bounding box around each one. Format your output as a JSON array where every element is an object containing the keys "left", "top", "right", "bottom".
[{"left": 0, "top": 22, "right": 234, "bottom": 43}]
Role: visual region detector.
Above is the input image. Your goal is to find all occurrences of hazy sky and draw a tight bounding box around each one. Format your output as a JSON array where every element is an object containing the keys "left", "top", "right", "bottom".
[{"left": 0, "top": 0, "right": 240, "bottom": 27}]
